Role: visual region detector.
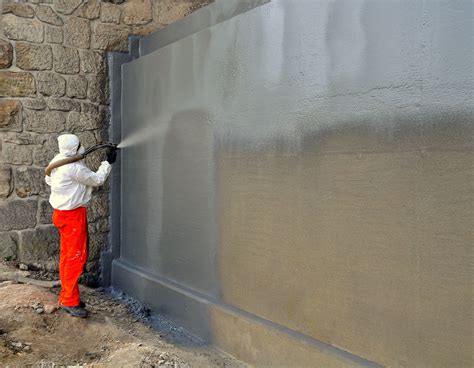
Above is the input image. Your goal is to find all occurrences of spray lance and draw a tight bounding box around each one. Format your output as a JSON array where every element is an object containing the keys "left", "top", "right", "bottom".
[{"left": 45, "top": 143, "right": 119, "bottom": 176}]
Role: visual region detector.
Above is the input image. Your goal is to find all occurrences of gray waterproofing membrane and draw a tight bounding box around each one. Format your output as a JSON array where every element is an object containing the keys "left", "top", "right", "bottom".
[
  {"left": 139, "top": 0, "right": 270, "bottom": 57},
  {"left": 111, "top": 0, "right": 473, "bottom": 366},
  {"left": 102, "top": 36, "right": 141, "bottom": 286}
]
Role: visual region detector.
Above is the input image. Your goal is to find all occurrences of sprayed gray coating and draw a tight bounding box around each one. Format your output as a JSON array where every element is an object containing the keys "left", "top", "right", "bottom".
[
  {"left": 139, "top": 0, "right": 270, "bottom": 57},
  {"left": 113, "top": 0, "right": 473, "bottom": 366},
  {"left": 101, "top": 36, "right": 141, "bottom": 286}
]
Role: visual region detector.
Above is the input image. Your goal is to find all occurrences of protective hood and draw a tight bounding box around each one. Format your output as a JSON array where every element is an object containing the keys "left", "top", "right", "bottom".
[{"left": 58, "top": 134, "right": 80, "bottom": 157}]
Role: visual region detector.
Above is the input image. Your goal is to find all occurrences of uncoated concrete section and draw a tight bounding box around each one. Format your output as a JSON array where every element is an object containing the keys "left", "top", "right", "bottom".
[{"left": 112, "top": 0, "right": 473, "bottom": 366}]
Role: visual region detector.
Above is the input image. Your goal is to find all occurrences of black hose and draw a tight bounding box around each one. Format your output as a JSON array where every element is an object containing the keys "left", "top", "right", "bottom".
[
  {"left": 45, "top": 143, "right": 118, "bottom": 176},
  {"left": 83, "top": 143, "right": 118, "bottom": 156}
]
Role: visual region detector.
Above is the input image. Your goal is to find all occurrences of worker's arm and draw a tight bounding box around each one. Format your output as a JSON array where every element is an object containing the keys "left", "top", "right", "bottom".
[
  {"left": 45, "top": 175, "right": 51, "bottom": 186},
  {"left": 70, "top": 161, "right": 112, "bottom": 187}
]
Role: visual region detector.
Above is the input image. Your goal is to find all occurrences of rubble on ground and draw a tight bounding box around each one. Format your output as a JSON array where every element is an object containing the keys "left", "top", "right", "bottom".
[{"left": 0, "top": 262, "right": 244, "bottom": 367}]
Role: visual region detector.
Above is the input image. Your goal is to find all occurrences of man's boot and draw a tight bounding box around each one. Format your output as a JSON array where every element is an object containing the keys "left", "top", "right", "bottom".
[{"left": 61, "top": 305, "right": 87, "bottom": 318}]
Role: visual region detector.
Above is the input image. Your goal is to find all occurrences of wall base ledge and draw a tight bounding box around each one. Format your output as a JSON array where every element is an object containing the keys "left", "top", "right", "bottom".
[{"left": 111, "top": 259, "right": 382, "bottom": 368}]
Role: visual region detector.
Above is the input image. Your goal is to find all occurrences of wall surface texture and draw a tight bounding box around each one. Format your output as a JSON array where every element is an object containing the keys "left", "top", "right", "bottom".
[
  {"left": 113, "top": 0, "right": 473, "bottom": 366},
  {"left": 0, "top": 0, "right": 210, "bottom": 283}
]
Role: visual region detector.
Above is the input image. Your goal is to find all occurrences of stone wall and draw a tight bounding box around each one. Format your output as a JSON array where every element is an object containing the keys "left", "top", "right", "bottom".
[{"left": 0, "top": 0, "right": 210, "bottom": 284}]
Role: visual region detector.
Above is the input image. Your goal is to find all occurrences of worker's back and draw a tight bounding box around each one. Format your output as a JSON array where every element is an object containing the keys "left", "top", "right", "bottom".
[
  {"left": 45, "top": 134, "right": 111, "bottom": 210},
  {"left": 48, "top": 154, "right": 93, "bottom": 211}
]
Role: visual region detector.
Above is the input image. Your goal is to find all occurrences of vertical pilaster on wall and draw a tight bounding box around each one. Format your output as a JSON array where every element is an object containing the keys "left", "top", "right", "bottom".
[{"left": 101, "top": 35, "right": 140, "bottom": 286}]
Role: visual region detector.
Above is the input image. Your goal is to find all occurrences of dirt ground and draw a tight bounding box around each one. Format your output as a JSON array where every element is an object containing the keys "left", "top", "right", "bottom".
[{"left": 0, "top": 264, "right": 245, "bottom": 368}]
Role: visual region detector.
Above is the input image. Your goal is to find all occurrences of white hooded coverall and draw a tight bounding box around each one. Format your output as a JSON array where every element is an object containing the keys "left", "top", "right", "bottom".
[
  {"left": 45, "top": 134, "right": 112, "bottom": 307},
  {"left": 45, "top": 134, "right": 111, "bottom": 210}
]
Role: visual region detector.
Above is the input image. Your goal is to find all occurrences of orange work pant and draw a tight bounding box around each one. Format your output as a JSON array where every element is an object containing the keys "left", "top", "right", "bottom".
[{"left": 52, "top": 207, "right": 88, "bottom": 307}]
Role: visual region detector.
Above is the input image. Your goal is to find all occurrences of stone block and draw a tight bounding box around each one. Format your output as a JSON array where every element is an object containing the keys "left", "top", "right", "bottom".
[
  {"left": 2, "top": 143, "right": 34, "bottom": 165},
  {"left": 64, "top": 16, "right": 91, "bottom": 49},
  {"left": 87, "top": 231, "right": 108, "bottom": 263},
  {"left": 87, "top": 218, "right": 110, "bottom": 234},
  {"left": 131, "top": 23, "right": 162, "bottom": 37},
  {"left": 44, "top": 133, "right": 59, "bottom": 151},
  {"left": 0, "top": 166, "right": 13, "bottom": 198},
  {"left": 36, "top": 5, "right": 63, "bottom": 26},
  {"left": 2, "top": 132, "right": 46, "bottom": 145},
  {"left": 2, "top": 3, "right": 35, "bottom": 18},
  {"left": 16, "top": 42, "right": 53, "bottom": 71},
  {"left": 100, "top": 2, "right": 121, "bottom": 24},
  {"left": 81, "top": 102, "right": 99, "bottom": 114},
  {"left": 0, "top": 232, "right": 18, "bottom": 261},
  {"left": 89, "top": 217, "right": 109, "bottom": 234},
  {"left": 53, "top": 0, "right": 83, "bottom": 15},
  {"left": 2, "top": 14, "right": 44, "bottom": 43},
  {"left": 15, "top": 166, "right": 50, "bottom": 198},
  {"left": 92, "top": 23, "right": 130, "bottom": 51},
  {"left": 0, "top": 39, "right": 13, "bottom": 69},
  {"left": 76, "top": 130, "right": 99, "bottom": 148},
  {"left": 47, "top": 97, "right": 81, "bottom": 111},
  {"left": 79, "top": 49, "right": 105, "bottom": 74},
  {"left": 94, "top": 123, "right": 109, "bottom": 143},
  {"left": 77, "top": 0, "right": 100, "bottom": 19},
  {"left": 45, "top": 26, "right": 63, "bottom": 44},
  {"left": 21, "top": 98, "right": 47, "bottom": 110},
  {"left": 97, "top": 218, "right": 109, "bottom": 233},
  {"left": 155, "top": 0, "right": 195, "bottom": 26},
  {"left": 0, "top": 72, "right": 36, "bottom": 97},
  {"left": 66, "top": 111, "right": 104, "bottom": 132},
  {"left": 66, "top": 75, "right": 88, "bottom": 98},
  {"left": 87, "top": 73, "right": 108, "bottom": 103},
  {"left": 0, "top": 100, "right": 21, "bottom": 131},
  {"left": 18, "top": 226, "right": 59, "bottom": 262},
  {"left": 122, "top": 0, "right": 152, "bottom": 25},
  {"left": 29, "top": 134, "right": 59, "bottom": 162},
  {"left": 4, "top": 134, "right": 55, "bottom": 170},
  {"left": 33, "top": 145, "right": 56, "bottom": 166},
  {"left": 38, "top": 199, "right": 53, "bottom": 224},
  {"left": 0, "top": 199, "right": 37, "bottom": 231},
  {"left": 37, "top": 72, "right": 66, "bottom": 97},
  {"left": 87, "top": 192, "right": 109, "bottom": 223},
  {"left": 25, "top": 110, "right": 66, "bottom": 133},
  {"left": 53, "top": 45, "right": 80, "bottom": 74}
]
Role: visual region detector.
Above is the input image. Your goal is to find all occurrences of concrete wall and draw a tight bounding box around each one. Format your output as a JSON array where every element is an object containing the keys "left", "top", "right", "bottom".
[{"left": 112, "top": 0, "right": 473, "bottom": 366}]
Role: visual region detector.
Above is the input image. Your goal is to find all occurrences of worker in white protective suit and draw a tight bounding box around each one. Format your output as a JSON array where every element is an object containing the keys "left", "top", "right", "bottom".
[{"left": 45, "top": 134, "right": 117, "bottom": 318}]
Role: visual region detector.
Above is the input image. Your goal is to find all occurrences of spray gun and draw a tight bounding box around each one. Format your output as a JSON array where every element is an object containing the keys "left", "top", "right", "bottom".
[{"left": 45, "top": 143, "right": 118, "bottom": 176}]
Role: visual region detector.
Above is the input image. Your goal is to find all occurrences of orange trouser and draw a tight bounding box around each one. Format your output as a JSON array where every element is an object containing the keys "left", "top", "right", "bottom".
[{"left": 53, "top": 207, "right": 88, "bottom": 307}]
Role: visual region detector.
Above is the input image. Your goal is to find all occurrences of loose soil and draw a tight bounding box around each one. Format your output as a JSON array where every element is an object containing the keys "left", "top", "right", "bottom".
[{"left": 0, "top": 264, "right": 245, "bottom": 368}]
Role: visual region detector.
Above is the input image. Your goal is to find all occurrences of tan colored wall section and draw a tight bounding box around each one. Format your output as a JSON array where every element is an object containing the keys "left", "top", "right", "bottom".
[
  {"left": 210, "top": 304, "right": 371, "bottom": 368},
  {"left": 218, "top": 149, "right": 472, "bottom": 367}
]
